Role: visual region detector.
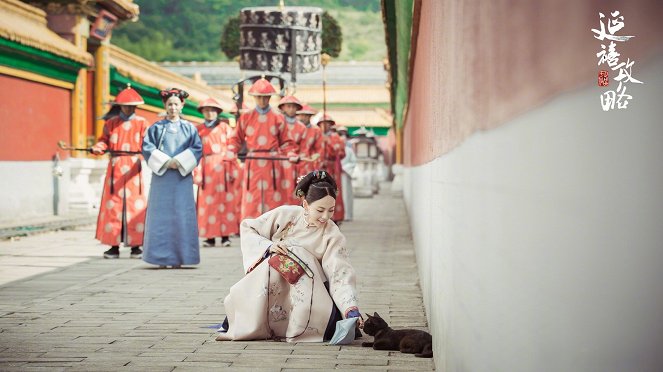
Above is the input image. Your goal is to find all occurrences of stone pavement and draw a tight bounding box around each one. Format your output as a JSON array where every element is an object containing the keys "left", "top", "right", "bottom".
[{"left": 0, "top": 184, "right": 435, "bottom": 371}]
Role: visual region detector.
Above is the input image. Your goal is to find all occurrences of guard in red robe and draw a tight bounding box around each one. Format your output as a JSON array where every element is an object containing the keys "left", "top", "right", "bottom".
[
  {"left": 226, "top": 78, "right": 298, "bottom": 220},
  {"left": 91, "top": 85, "right": 149, "bottom": 259},
  {"left": 318, "top": 115, "right": 346, "bottom": 223},
  {"left": 277, "top": 95, "right": 307, "bottom": 204},
  {"left": 296, "top": 104, "right": 324, "bottom": 178},
  {"left": 229, "top": 102, "right": 249, "bottom": 225},
  {"left": 194, "top": 98, "right": 239, "bottom": 247}
]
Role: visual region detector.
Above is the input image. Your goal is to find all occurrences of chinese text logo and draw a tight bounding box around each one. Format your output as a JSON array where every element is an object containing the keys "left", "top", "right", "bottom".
[{"left": 591, "top": 11, "right": 643, "bottom": 111}]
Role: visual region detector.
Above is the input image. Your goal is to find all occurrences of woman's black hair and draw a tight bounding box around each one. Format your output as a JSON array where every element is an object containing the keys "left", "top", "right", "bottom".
[
  {"left": 160, "top": 87, "right": 189, "bottom": 103},
  {"left": 294, "top": 170, "right": 337, "bottom": 204}
]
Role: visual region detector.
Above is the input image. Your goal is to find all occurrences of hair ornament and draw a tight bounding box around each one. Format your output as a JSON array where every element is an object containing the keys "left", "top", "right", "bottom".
[{"left": 159, "top": 88, "right": 189, "bottom": 101}]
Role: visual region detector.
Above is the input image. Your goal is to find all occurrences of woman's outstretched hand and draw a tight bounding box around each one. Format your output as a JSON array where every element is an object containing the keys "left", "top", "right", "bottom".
[{"left": 346, "top": 308, "right": 364, "bottom": 328}]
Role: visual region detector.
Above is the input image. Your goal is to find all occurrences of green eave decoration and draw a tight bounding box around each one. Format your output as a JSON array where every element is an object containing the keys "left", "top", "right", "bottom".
[
  {"left": 382, "top": 0, "right": 413, "bottom": 130},
  {"left": 0, "top": 37, "right": 86, "bottom": 83},
  {"left": 110, "top": 66, "right": 211, "bottom": 119},
  {"left": 219, "top": 111, "right": 234, "bottom": 119},
  {"left": 347, "top": 126, "right": 389, "bottom": 136}
]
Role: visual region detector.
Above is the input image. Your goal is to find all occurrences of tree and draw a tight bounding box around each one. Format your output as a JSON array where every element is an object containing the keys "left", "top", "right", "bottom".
[
  {"left": 220, "top": 16, "right": 241, "bottom": 60},
  {"left": 218, "top": 11, "right": 343, "bottom": 61},
  {"left": 321, "top": 11, "right": 342, "bottom": 58}
]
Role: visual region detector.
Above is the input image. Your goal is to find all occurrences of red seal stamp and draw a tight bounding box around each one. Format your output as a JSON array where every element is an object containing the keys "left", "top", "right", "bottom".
[{"left": 598, "top": 70, "right": 609, "bottom": 87}]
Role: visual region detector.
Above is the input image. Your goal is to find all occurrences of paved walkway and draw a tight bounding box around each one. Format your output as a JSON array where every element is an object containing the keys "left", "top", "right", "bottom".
[{"left": 0, "top": 184, "right": 435, "bottom": 371}]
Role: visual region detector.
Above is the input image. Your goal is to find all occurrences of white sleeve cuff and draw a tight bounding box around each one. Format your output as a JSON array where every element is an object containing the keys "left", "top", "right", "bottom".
[
  {"left": 148, "top": 149, "right": 171, "bottom": 176},
  {"left": 259, "top": 238, "right": 274, "bottom": 252},
  {"left": 174, "top": 149, "right": 197, "bottom": 176}
]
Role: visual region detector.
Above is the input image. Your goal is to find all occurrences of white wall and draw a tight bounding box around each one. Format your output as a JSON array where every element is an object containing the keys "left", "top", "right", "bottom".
[
  {"left": 0, "top": 161, "right": 66, "bottom": 222},
  {"left": 0, "top": 158, "right": 110, "bottom": 223},
  {"left": 404, "top": 57, "right": 663, "bottom": 372}
]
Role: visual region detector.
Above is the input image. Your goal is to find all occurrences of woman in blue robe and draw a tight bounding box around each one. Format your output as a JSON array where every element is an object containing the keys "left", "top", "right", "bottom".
[{"left": 142, "top": 88, "right": 203, "bottom": 268}]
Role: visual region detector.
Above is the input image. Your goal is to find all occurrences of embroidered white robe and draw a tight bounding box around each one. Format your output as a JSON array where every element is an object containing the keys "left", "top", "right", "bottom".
[{"left": 217, "top": 205, "right": 359, "bottom": 342}]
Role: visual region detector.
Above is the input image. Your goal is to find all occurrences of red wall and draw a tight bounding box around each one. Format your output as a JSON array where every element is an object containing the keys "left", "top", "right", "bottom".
[
  {"left": 404, "top": 0, "right": 663, "bottom": 167},
  {"left": 0, "top": 75, "right": 71, "bottom": 161}
]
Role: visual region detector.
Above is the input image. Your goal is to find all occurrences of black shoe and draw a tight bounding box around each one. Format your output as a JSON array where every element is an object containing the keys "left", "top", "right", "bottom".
[
  {"left": 221, "top": 236, "right": 231, "bottom": 247},
  {"left": 219, "top": 316, "right": 229, "bottom": 332},
  {"left": 203, "top": 238, "right": 215, "bottom": 247},
  {"left": 103, "top": 246, "right": 120, "bottom": 259},
  {"left": 130, "top": 246, "right": 142, "bottom": 259}
]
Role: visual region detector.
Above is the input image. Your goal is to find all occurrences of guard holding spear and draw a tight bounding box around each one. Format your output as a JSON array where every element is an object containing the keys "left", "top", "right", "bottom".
[
  {"left": 226, "top": 77, "right": 298, "bottom": 220},
  {"left": 296, "top": 103, "right": 324, "bottom": 179},
  {"left": 194, "top": 98, "right": 238, "bottom": 247},
  {"left": 90, "top": 84, "right": 149, "bottom": 259},
  {"left": 277, "top": 95, "right": 307, "bottom": 205},
  {"left": 318, "top": 115, "right": 346, "bottom": 223}
]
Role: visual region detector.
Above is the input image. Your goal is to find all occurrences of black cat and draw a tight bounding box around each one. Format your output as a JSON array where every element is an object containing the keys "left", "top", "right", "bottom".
[{"left": 361, "top": 312, "right": 433, "bottom": 358}]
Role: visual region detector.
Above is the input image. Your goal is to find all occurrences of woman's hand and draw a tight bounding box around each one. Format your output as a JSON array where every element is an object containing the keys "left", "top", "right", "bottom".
[
  {"left": 269, "top": 242, "right": 288, "bottom": 255},
  {"left": 168, "top": 159, "right": 180, "bottom": 169},
  {"left": 346, "top": 308, "right": 363, "bottom": 328}
]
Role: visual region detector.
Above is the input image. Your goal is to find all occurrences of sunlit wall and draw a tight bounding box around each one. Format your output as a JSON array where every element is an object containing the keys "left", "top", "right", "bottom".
[{"left": 399, "top": 1, "right": 663, "bottom": 370}]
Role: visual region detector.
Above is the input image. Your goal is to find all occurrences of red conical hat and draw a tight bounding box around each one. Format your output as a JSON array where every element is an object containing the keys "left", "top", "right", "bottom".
[
  {"left": 296, "top": 104, "right": 316, "bottom": 115},
  {"left": 278, "top": 95, "right": 303, "bottom": 110},
  {"left": 197, "top": 97, "right": 224, "bottom": 113},
  {"left": 113, "top": 84, "right": 144, "bottom": 105},
  {"left": 248, "top": 78, "right": 277, "bottom": 96},
  {"left": 317, "top": 114, "right": 335, "bottom": 126}
]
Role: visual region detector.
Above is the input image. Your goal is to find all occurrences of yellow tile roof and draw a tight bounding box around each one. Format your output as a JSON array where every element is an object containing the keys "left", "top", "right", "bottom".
[
  {"left": 0, "top": 0, "right": 92, "bottom": 65},
  {"left": 100, "top": 0, "right": 139, "bottom": 20},
  {"left": 322, "top": 108, "right": 392, "bottom": 128},
  {"left": 109, "top": 45, "right": 235, "bottom": 110},
  {"left": 294, "top": 85, "right": 390, "bottom": 104}
]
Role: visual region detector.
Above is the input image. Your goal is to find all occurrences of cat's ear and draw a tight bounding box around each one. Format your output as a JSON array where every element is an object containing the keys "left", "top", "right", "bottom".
[{"left": 373, "top": 312, "right": 380, "bottom": 318}]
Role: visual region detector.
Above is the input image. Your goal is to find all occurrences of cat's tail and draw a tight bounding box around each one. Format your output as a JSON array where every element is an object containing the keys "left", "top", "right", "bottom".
[{"left": 415, "top": 343, "right": 433, "bottom": 358}]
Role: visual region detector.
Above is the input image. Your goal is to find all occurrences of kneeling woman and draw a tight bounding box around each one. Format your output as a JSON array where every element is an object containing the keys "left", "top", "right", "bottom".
[{"left": 217, "top": 171, "right": 362, "bottom": 342}]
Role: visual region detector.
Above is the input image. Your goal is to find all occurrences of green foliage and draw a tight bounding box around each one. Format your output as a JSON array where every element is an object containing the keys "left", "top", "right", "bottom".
[
  {"left": 111, "top": 26, "right": 174, "bottom": 61},
  {"left": 333, "top": 8, "right": 386, "bottom": 61},
  {"left": 321, "top": 11, "right": 342, "bottom": 58},
  {"left": 220, "top": 16, "right": 241, "bottom": 60},
  {"left": 111, "top": 0, "right": 385, "bottom": 62}
]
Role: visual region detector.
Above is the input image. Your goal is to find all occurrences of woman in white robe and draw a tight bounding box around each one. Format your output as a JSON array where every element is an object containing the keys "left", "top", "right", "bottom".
[
  {"left": 217, "top": 170, "right": 363, "bottom": 342},
  {"left": 142, "top": 88, "right": 202, "bottom": 268}
]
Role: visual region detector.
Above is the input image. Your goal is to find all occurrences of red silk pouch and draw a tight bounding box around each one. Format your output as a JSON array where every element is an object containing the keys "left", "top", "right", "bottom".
[{"left": 268, "top": 254, "right": 305, "bottom": 285}]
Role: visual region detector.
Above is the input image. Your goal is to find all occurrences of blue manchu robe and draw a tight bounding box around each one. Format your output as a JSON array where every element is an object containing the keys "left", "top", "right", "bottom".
[{"left": 142, "top": 119, "right": 203, "bottom": 266}]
